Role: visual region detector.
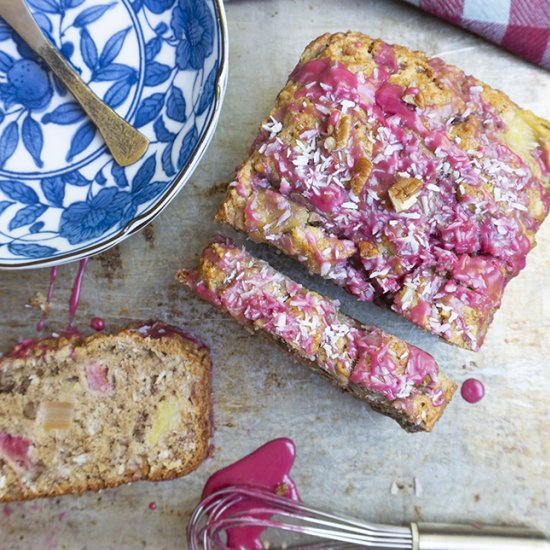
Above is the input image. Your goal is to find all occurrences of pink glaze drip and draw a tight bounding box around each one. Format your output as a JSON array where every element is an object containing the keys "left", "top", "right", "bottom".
[
  {"left": 373, "top": 42, "right": 399, "bottom": 73},
  {"left": 291, "top": 58, "right": 359, "bottom": 93},
  {"left": 3, "top": 505, "right": 13, "bottom": 517},
  {"left": 202, "top": 438, "right": 299, "bottom": 550},
  {"left": 8, "top": 337, "right": 43, "bottom": 359},
  {"left": 90, "top": 317, "right": 105, "bottom": 331},
  {"left": 6, "top": 333, "right": 80, "bottom": 360},
  {"left": 461, "top": 378, "right": 485, "bottom": 403},
  {"left": 36, "top": 266, "right": 59, "bottom": 333},
  {"left": 68, "top": 258, "right": 89, "bottom": 327},
  {"left": 375, "top": 83, "right": 423, "bottom": 133},
  {"left": 130, "top": 320, "right": 209, "bottom": 350},
  {"left": 148, "top": 502, "right": 157, "bottom": 511}
]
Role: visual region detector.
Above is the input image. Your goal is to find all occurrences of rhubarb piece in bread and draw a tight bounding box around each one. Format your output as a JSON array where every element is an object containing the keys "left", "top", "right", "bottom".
[
  {"left": 0, "top": 321, "right": 212, "bottom": 502},
  {"left": 178, "top": 238, "right": 456, "bottom": 432},
  {"left": 216, "top": 31, "right": 550, "bottom": 351}
]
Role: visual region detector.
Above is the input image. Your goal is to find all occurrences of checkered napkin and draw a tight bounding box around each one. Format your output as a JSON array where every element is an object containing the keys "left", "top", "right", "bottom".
[{"left": 404, "top": 0, "right": 550, "bottom": 69}]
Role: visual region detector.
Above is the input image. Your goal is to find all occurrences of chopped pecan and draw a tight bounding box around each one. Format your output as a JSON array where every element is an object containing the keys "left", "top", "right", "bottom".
[{"left": 388, "top": 177, "right": 423, "bottom": 212}]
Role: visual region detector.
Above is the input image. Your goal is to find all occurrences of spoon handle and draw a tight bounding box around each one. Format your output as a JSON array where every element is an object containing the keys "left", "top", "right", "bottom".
[{"left": 0, "top": 0, "right": 149, "bottom": 166}]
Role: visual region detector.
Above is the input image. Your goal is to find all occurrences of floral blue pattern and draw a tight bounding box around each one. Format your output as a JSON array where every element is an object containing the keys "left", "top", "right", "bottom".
[
  {"left": 171, "top": 0, "right": 214, "bottom": 70},
  {"left": 0, "top": 0, "right": 225, "bottom": 265}
]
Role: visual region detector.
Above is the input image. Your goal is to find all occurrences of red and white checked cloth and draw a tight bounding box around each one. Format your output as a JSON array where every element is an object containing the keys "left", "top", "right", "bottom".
[{"left": 403, "top": 0, "right": 550, "bottom": 69}]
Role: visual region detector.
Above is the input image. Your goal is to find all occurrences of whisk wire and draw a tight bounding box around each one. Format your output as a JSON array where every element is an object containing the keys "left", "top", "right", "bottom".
[
  {"left": 187, "top": 486, "right": 413, "bottom": 550},
  {"left": 209, "top": 516, "right": 411, "bottom": 547}
]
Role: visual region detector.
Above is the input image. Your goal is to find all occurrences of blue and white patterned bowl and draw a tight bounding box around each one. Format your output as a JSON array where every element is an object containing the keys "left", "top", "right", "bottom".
[{"left": 0, "top": 0, "right": 227, "bottom": 268}]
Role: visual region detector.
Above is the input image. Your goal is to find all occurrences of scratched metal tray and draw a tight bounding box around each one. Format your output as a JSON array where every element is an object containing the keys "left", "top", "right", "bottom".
[{"left": 1, "top": 1, "right": 549, "bottom": 548}]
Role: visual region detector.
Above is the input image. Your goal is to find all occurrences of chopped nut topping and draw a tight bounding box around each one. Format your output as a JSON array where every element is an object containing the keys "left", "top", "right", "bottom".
[
  {"left": 253, "top": 159, "right": 264, "bottom": 173},
  {"left": 358, "top": 240, "right": 379, "bottom": 259},
  {"left": 334, "top": 115, "right": 351, "bottom": 149},
  {"left": 307, "top": 211, "right": 324, "bottom": 225},
  {"left": 275, "top": 482, "right": 290, "bottom": 496},
  {"left": 27, "top": 292, "right": 48, "bottom": 313},
  {"left": 324, "top": 136, "right": 336, "bottom": 151},
  {"left": 388, "top": 177, "right": 423, "bottom": 212},
  {"left": 455, "top": 182, "right": 485, "bottom": 203},
  {"left": 351, "top": 158, "right": 373, "bottom": 196},
  {"left": 402, "top": 92, "right": 416, "bottom": 105}
]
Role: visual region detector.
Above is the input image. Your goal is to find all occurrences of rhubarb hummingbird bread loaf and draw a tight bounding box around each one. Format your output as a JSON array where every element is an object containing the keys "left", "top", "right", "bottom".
[
  {"left": 178, "top": 237, "right": 456, "bottom": 432},
  {"left": 0, "top": 321, "right": 212, "bottom": 502},
  {"left": 216, "top": 31, "right": 550, "bottom": 351}
]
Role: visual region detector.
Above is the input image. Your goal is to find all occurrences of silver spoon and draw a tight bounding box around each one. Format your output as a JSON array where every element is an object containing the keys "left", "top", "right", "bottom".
[{"left": 0, "top": 0, "right": 149, "bottom": 167}]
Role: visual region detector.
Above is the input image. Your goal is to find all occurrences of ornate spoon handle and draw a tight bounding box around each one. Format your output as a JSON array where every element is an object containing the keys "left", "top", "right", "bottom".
[{"left": 0, "top": 0, "right": 149, "bottom": 166}]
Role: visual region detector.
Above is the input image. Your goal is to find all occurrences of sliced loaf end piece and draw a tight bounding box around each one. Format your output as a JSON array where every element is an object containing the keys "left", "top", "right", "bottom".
[{"left": 0, "top": 320, "right": 212, "bottom": 502}]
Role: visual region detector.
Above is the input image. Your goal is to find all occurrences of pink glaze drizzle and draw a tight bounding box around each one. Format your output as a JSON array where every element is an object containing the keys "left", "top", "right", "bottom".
[
  {"left": 236, "top": 44, "right": 550, "bottom": 351},
  {"left": 461, "top": 378, "right": 485, "bottom": 403},
  {"left": 186, "top": 239, "right": 446, "bottom": 409},
  {"left": 202, "top": 438, "right": 299, "bottom": 549},
  {"left": 130, "top": 320, "right": 209, "bottom": 350},
  {"left": 36, "top": 267, "right": 59, "bottom": 332},
  {"left": 68, "top": 258, "right": 89, "bottom": 327}
]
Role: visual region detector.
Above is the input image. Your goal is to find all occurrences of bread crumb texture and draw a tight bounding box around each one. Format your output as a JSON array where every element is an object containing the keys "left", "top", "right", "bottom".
[{"left": 0, "top": 322, "right": 212, "bottom": 502}]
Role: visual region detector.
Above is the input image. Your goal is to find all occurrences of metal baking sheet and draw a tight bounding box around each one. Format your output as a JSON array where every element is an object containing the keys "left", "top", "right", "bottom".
[{"left": 1, "top": 0, "right": 549, "bottom": 548}]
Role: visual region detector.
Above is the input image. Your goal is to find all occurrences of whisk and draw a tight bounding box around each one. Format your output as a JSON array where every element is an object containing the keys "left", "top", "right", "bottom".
[{"left": 187, "top": 485, "right": 550, "bottom": 550}]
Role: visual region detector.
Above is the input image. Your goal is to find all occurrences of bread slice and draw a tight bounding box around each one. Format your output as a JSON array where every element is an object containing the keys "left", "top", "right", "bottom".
[
  {"left": 0, "top": 321, "right": 212, "bottom": 502},
  {"left": 216, "top": 31, "right": 550, "bottom": 351},
  {"left": 178, "top": 237, "right": 456, "bottom": 432}
]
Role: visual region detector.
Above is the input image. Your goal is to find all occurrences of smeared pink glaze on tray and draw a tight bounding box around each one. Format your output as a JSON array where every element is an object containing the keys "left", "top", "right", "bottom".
[{"left": 202, "top": 438, "right": 298, "bottom": 549}]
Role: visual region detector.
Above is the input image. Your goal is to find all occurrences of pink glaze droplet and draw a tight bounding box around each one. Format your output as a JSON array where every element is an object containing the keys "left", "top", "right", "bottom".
[
  {"left": 90, "top": 317, "right": 105, "bottom": 331},
  {"left": 202, "top": 438, "right": 298, "bottom": 550},
  {"left": 461, "top": 378, "right": 485, "bottom": 403},
  {"left": 148, "top": 502, "right": 157, "bottom": 511},
  {"left": 68, "top": 258, "right": 89, "bottom": 327},
  {"left": 3, "top": 505, "right": 13, "bottom": 517}
]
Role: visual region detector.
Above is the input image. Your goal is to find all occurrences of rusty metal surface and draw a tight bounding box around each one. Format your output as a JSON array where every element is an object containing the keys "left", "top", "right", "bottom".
[{"left": 1, "top": 0, "right": 549, "bottom": 548}]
